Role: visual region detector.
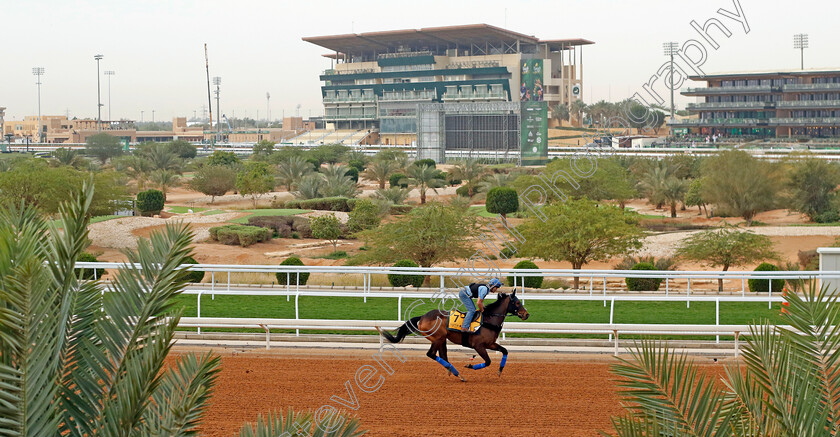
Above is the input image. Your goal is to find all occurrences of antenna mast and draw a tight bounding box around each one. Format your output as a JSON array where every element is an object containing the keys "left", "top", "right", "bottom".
[{"left": 204, "top": 44, "right": 213, "bottom": 134}]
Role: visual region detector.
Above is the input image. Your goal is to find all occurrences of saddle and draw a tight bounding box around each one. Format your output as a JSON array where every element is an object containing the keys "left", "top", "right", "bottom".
[{"left": 447, "top": 310, "right": 482, "bottom": 334}]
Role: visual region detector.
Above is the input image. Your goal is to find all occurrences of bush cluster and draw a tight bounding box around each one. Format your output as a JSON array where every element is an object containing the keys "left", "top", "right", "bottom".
[
  {"left": 625, "top": 262, "right": 663, "bottom": 291},
  {"left": 748, "top": 262, "right": 785, "bottom": 293},
  {"left": 275, "top": 256, "right": 309, "bottom": 285},
  {"left": 136, "top": 189, "right": 164, "bottom": 216},
  {"left": 246, "top": 215, "right": 312, "bottom": 238},
  {"left": 388, "top": 260, "right": 424, "bottom": 288},
  {"left": 389, "top": 173, "right": 408, "bottom": 188},
  {"left": 209, "top": 224, "right": 272, "bottom": 247},
  {"left": 506, "top": 260, "right": 543, "bottom": 289},
  {"left": 285, "top": 197, "right": 353, "bottom": 212}
]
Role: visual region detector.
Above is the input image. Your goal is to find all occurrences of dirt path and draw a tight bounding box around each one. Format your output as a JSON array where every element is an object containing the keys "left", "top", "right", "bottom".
[{"left": 169, "top": 347, "right": 723, "bottom": 436}]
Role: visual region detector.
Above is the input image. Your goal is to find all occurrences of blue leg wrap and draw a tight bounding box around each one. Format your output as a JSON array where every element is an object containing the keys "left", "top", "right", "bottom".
[
  {"left": 434, "top": 356, "right": 459, "bottom": 376},
  {"left": 472, "top": 363, "right": 486, "bottom": 370},
  {"left": 500, "top": 355, "right": 507, "bottom": 369}
]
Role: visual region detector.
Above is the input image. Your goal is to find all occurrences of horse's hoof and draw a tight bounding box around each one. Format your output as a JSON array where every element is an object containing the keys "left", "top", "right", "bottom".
[
  {"left": 497, "top": 371, "right": 502, "bottom": 377},
  {"left": 465, "top": 364, "right": 473, "bottom": 369},
  {"left": 459, "top": 375, "right": 466, "bottom": 382}
]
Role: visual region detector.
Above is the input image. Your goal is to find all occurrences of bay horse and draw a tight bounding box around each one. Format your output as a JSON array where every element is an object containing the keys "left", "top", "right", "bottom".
[{"left": 376, "top": 291, "right": 529, "bottom": 382}]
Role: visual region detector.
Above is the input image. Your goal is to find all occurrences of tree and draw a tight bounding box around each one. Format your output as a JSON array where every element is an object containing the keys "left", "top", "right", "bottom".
[
  {"left": 551, "top": 103, "right": 570, "bottom": 124},
  {"left": 275, "top": 257, "right": 309, "bottom": 285},
  {"left": 139, "top": 143, "right": 182, "bottom": 172},
  {"left": 276, "top": 156, "right": 313, "bottom": 191},
  {"left": 252, "top": 139, "right": 275, "bottom": 158},
  {"left": 477, "top": 172, "right": 516, "bottom": 193},
  {"left": 136, "top": 189, "right": 165, "bottom": 216},
  {"left": 450, "top": 160, "right": 485, "bottom": 197},
  {"left": 311, "top": 214, "right": 342, "bottom": 252},
  {"left": 85, "top": 133, "right": 123, "bottom": 164},
  {"left": 168, "top": 139, "right": 197, "bottom": 159},
  {"left": 189, "top": 165, "right": 236, "bottom": 203},
  {"left": 516, "top": 198, "right": 644, "bottom": 289},
  {"left": 236, "top": 162, "right": 275, "bottom": 207},
  {"left": 149, "top": 169, "right": 180, "bottom": 201},
  {"left": 485, "top": 186, "right": 518, "bottom": 219},
  {"left": 404, "top": 164, "right": 444, "bottom": 204},
  {"left": 570, "top": 99, "right": 588, "bottom": 126},
  {"left": 684, "top": 178, "right": 708, "bottom": 217},
  {"left": 702, "top": 150, "right": 782, "bottom": 225},
  {"left": 662, "top": 177, "right": 687, "bottom": 218},
  {"left": 114, "top": 155, "right": 153, "bottom": 190},
  {"left": 294, "top": 173, "right": 324, "bottom": 199},
  {"left": 347, "top": 198, "right": 382, "bottom": 233},
  {"left": 306, "top": 144, "right": 348, "bottom": 165},
  {"left": 676, "top": 226, "right": 778, "bottom": 291},
  {"left": 357, "top": 202, "right": 479, "bottom": 283},
  {"left": 607, "top": 282, "right": 840, "bottom": 436},
  {"left": 363, "top": 159, "right": 396, "bottom": 189},
  {"left": 51, "top": 148, "right": 83, "bottom": 167},
  {"left": 320, "top": 164, "right": 359, "bottom": 198},
  {"left": 0, "top": 186, "right": 222, "bottom": 436},
  {"left": 207, "top": 150, "right": 240, "bottom": 167},
  {"left": 787, "top": 157, "right": 840, "bottom": 221}
]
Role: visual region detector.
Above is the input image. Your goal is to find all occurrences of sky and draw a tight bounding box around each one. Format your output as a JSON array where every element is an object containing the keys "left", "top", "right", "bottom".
[{"left": 1, "top": 0, "right": 835, "bottom": 122}]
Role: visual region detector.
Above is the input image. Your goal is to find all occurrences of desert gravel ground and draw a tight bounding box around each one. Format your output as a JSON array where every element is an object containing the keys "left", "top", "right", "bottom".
[
  {"left": 638, "top": 226, "right": 840, "bottom": 258},
  {"left": 88, "top": 212, "right": 242, "bottom": 249}
]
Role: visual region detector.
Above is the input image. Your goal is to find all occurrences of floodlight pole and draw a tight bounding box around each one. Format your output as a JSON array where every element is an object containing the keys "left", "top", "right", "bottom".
[
  {"left": 793, "top": 33, "right": 809, "bottom": 70},
  {"left": 94, "top": 55, "right": 103, "bottom": 131},
  {"left": 663, "top": 42, "right": 679, "bottom": 120},
  {"left": 32, "top": 67, "right": 44, "bottom": 143},
  {"left": 105, "top": 70, "right": 115, "bottom": 122}
]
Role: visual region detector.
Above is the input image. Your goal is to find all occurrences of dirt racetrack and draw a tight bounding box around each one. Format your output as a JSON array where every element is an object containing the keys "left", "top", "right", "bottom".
[{"left": 177, "top": 347, "right": 636, "bottom": 436}]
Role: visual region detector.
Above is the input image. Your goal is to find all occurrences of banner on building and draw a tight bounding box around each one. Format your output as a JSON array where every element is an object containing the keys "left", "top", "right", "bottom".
[
  {"left": 520, "top": 101, "right": 548, "bottom": 165},
  {"left": 519, "top": 59, "right": 544, "bottom": 102}
]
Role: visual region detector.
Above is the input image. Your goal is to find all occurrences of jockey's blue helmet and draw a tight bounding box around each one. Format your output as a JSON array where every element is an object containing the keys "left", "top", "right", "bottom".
[{"left": 488, "top": 278, "right": 503, "bottom": 289}]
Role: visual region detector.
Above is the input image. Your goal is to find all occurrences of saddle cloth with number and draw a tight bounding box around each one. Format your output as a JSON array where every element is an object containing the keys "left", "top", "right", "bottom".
[{"left": 446, "top": 310, "right": 482, "bottom": 333}]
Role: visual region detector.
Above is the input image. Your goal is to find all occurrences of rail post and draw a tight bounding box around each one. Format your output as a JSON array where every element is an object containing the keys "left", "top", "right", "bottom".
[
  {"left": 197, "top": 290, "right": 202, "bottom": 334},
  {"left": 211, "top": 271, "right": 215, "bottom": 300},
  {"left": 603, "top": 276, "right": 607, "bottom": 306},
  {"left": 741, "top": 278, "right": 745, "bottom": 297},
  {"left": 734, "top": 331, "right": 740, "bottom": 357},
  {"left": 398, "top": 295, "right": 402, "bottom": 321},
  {"left": 295, "top": 291, "right": 300, "bottom": 337},
  {"left": 715, "top": 298, "right": 720, "bottom": 344},
  {"left": 440, "top": 274, "right": 444, "bottom": 294},
  {"left": 687, "top": 278, "right": 691, "bottom": 308},
  {"left": 768, "top": 277, "right": 772, "bottom": 309},
  {"left": 363, "top": 272, "right": 367, "bottom": 303},
  {"left": 286, "top": 272, "right": 290, "bottom": 302},
  {"left": 93, "top": 268, "right": 97, "bottom": 280},
  {"left": 665, "top": 277, "right": 669, "bottom": 296},
  {"left": 227, "top": 271, "right": 230, "bottom": 293},
  {"left": 609, "top": 298, "right": 615, "bottom": 341},
  {"left": 613, "top": 330, "right": 619, "bottom": 356}
]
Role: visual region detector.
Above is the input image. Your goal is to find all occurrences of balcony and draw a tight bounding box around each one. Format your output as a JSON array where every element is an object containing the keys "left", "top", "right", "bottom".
[
  {"left": 782, "top": 83, "right": 840, "bottom": 92},
  {"left": 776, "top": 100, "right": 840, "bottom": 108},
  {"left": 323, "top": 113, "right": 377, "bottom": 120},
  {"left": 683, "top": 85, "right": 778, "bottom": 95},
  {"left": 669, "top": 118, "right": 766, "bottom": 125},
  {"left": 686, "top": 101, "right": 773, "bottom": 110},
  {"left": 323, "top": 93, "right": 376, "bottom": 103},
  {"left": 379, "top": 90, "right": 437, "bottom": 101},
  {"left": 769, "top": 117, "right": 840, "bottom": 126}
]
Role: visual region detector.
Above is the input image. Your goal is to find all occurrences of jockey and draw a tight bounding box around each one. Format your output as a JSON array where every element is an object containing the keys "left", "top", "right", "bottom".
[{"left": 458, "top": 278, "right": 503, "bottom": 334}]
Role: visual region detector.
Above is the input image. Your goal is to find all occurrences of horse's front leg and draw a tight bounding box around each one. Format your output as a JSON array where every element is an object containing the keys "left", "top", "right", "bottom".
[{"left": 488, "top": 343, "right": 508, "bottom": 376}]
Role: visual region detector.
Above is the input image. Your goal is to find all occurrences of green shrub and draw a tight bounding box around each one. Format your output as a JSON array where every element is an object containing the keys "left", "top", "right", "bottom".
[
  {"left": 814, "top": 209, "right": 840, "bottom": 223},
  {"left": 345, "top": 167, "right": 359, "bottom": 183},
  {"left": 285, "top": 197, "right": 352, "bottom": 211},
  {"left": 136, "top": 189, "right": 165, "bottom": 216},
  {"left": 209, "top": 224, "right": 272, "bottom": 247},
  {"left": 625, "top": 262, "right": 663, "bottom": 291},
  {"left": 77, "top": 252, "right": 99, "bottom": 280},
  {"left": 506, "top": 260, "right": 543, "bottom": 289},
  {"left": 389, "top": 173, "right": 408, "bottom": 188},
  {"left": 348, "top": 159, "right": 365, "bottom": 173},
  {"left": 275, "top": 257, "right": 309, "bottom": 285},
  {"left": 291, "top": 232, "right": 301, "bottom": 239},
  {"left": 486, "top": 187, "right": 519, "bottom": 217},
  {"left": 748, "top": 262, "right": 785, "bottom": 293},
  {"left": 389, "top": 205, "right": 413, "bottom": 215},
  {"left": 388, "top": 260, "right": 424, "bottom": 288},
  {"left": 318, "top": 251, "right": 348, "bottom": 260},
  {"left": 499, "top": 247, "right": 516, "bottom": 259},
  {"left": 305, "top": 157, "right": 321, "bottom": 171},
  {"left": 413, "top": 159, "right": 436, "bottom": 169},
  {"left": 181, "top": 256, "right": 205, "bottom": 283}
]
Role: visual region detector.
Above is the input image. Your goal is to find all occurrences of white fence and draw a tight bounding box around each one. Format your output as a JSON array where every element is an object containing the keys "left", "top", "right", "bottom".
[{"left": 75, "top": 262, "right": 834, "bottom": 354}]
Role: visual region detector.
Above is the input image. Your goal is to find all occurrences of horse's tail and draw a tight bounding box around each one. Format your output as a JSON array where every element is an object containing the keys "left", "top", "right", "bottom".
[{"left": 377, "top": 316, "right": 422, "bottom": 343}]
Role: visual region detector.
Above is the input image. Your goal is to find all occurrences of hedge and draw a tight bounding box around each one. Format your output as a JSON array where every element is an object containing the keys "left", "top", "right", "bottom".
[
  {"left": 246, "top": 215, "right": 311, "bottom": 238},
  {"left": 388, "top": 260, "right": 424, "bottom": 288},
  {"left": 625, "top": 262, "right": 662, "bottom": 291},
  {"left": 275, "top": 257, "right": 309, "bottom": 285},
  {"left": 285, "top": 197, "right": 352, "bottom": 212},
  {"left": 77, "top": 252, "right": 99, "bottom": 280},
  {"left": 748, "top": 262, "right": 785, "bottom": 293},
  {"left": 136, "top": 189, "right": 164, "bottom": 216},
  {"left": 209, "top": 224, "right": 273, "bottom": 247},
  {"left": 389, "top": 173, "right": 408, "bottom": 188},
  {"left": 506, "top": 260, "right": 543, "bottom": 289},
  {"left": 181, "top": 256, "right": 205, "bottom": 283}
]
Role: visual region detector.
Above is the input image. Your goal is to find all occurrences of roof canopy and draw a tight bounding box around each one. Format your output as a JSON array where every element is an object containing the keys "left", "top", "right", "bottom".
[{"left": 304, "top": 23, "right": 593, "bottom": 55}]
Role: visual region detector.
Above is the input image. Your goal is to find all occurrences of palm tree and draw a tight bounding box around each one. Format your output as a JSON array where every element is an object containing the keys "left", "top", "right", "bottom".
[
  {"left": 276, "top": 156, "right": 312, "bottom": 191},
  {"left": 608, "top": 281, "right": 840, "bottom": 436},
  {"left": 662, "top": 177, "right": 688, "bottom": 218},
  {"left": 294, "top": 173, "right": 325, "bottom": 199},
  {"left": 405, "top": 164, "right": 444, "bottom": 204},
  {"left": 150, "top": 169, "right": 180, "bottom": 201},
  {"left": 374, "top": 186, "right": 410, "bottom": 205},
  {"left": 117, "top": 155, "right": 154, "bottom": 190},
  {"left": 451, "top": 160, "right": 485, "bottom": 197},
  {"left": 0, "top": 185, "right": 219, "bottom": 436},
  {"left": 363, "top": 159, "right": 396, "bottom": 189},
  {"left": 477, "top": 172, "right": 515, "bottom": 193},
  {"left": 571, "top": 99, "right": 588, "bottom": 126},
  {"left": 142, "top": 143, "right": 182, "bottom": 172},
  {"left": 51, "top": 148, "right": 82, "bottom": 167},
  {"left": 551, "top": 103, "right": 570, "bottom": 124}
]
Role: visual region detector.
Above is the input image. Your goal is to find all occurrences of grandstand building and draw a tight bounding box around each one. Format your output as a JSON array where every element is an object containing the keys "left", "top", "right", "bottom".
[
  {"left": 303, "top": 24, "right": 592, "bottom": 150},
  {"left": 671, "top": 68, "right": 840, "bottom": 138}
]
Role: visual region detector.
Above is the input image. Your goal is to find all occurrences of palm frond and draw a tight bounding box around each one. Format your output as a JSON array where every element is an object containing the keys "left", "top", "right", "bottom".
[{"left": 238, "top": 408, "right": 367, "bottom": 437}]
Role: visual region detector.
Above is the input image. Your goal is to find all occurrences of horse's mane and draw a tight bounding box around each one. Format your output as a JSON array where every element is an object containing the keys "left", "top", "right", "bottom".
[{"left": 485, "top": 293, "right": 509, "bottom": 312}]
